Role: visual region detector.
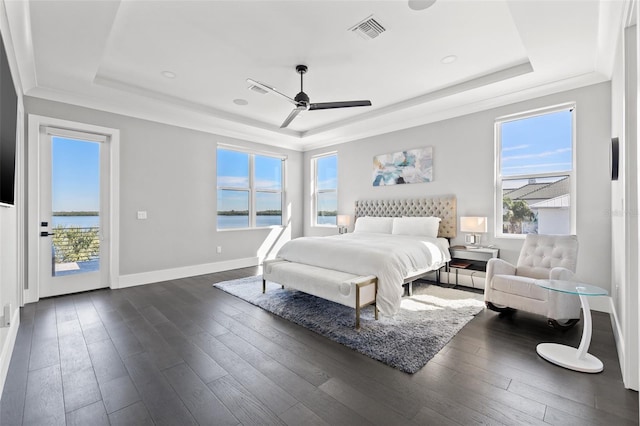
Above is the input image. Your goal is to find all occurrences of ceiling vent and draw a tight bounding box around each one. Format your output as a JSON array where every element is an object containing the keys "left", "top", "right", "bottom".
[{"left": 348, "top": 15, "right": 386, "bottom": 40}]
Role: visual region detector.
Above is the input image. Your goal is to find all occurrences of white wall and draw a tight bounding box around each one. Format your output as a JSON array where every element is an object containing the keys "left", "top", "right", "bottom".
[
  {"left": 611, "top": 19, "right": 626, "bottom": 344},
  {"left": 304, "top": 82, "right": 612, "bottom": 292},
  {"left": 0, "top": 204, "right": 19, "bottom": 395},
  {"left": 0, "top": 5, "right": 24, "bottom": 397},
  {"left": 24, "top": 97, "right": 304, "bottom": 282},
  {"left": 610, "top": 17, "right": 639, "bottom": 391}
]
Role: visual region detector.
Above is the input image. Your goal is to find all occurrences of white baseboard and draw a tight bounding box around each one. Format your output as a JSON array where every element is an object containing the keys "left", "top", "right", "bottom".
[
  {"left": 116, "top": 257, "right": 260, "bottom": 289},
  {"left": 608, "top": 297, "right": 627, "bottom": 384},
  {"left": 588, "top": 296, "right": 611, "bottom": 313},
  {"left": 0, "top": 308, "right": 21, "bottom": 398}
]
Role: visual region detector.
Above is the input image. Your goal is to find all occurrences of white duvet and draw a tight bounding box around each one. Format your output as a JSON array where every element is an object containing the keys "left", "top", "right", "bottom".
[{"left": 275, "top": 233, "right": 451, "bottom": 316}]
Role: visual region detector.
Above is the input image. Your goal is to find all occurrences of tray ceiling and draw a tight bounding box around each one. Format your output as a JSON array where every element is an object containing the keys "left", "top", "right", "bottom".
[{"left": 4, "top": 0, "right": 627, "bottom": 150}]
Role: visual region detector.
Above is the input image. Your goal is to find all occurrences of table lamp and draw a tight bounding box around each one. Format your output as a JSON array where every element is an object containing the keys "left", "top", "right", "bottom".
[
  {"left": 460, "top": 216, "right": 487, "bottom": 247},
  {"left": 337, "top": 215, "right": 351, "bottom": 234}
]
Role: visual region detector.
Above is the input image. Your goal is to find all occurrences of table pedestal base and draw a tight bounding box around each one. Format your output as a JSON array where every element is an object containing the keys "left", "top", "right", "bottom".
[{"left": 536, "top": 343, "right": 603, "bottom": 373}]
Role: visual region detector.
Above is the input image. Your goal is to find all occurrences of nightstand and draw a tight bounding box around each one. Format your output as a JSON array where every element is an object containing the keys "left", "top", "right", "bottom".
[{"left": 447, "top": 246, "right": 499, "bottom": 288}]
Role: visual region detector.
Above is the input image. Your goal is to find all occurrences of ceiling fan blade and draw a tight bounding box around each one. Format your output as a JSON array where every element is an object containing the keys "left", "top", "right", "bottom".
[
  {"left": 309, "top": 100, "right": 372, "bottom": 110},
  {"left": 246, "top": 78, "right": 297, "bottom": 105},
  {"left": 280, "top": 105, "right": 307, "bottom": 128}
]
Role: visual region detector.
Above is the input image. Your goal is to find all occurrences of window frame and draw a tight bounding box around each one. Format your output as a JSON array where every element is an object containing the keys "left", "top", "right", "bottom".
[
  {"left": 216, "top": 145, "right": 286, "bottom": 230},
  {"left": 494, "top": 103, "right": 577, "bottom": 239},
  {"left": 312, "top": 152, "right": 338, "bottom": 228}
]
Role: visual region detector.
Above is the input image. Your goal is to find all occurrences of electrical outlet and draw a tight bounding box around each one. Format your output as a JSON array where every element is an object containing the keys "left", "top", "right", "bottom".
[
  {"left": 216, "top": 246, "right": 222, "bottom": 254},
  {"left": 137, "top": 211, "right": 147, "bottom": 220}
]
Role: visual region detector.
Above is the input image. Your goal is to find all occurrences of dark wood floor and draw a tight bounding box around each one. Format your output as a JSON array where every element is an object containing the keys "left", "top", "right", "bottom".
[{"left": 1, "top": 267, "right": 638, "bottom": 425}]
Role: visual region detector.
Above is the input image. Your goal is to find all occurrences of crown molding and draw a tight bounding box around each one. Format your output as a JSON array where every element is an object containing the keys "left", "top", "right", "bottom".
[{"left": 299, "top": 70, "right": 609, "bottom": 152}]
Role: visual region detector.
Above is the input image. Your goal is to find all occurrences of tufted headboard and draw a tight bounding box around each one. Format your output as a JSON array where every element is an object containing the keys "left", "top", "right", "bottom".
[{"left": 354, "top": 196, "right": 457, "bottom": 239}]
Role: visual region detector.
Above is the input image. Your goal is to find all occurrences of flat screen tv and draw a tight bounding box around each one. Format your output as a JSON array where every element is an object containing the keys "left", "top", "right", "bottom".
[{"left": 0, "top": 30, "right": 17, "bottom": 207}]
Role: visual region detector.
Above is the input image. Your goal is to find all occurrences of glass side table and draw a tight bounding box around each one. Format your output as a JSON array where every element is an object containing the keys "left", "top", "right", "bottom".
[{"left": 534, "top": 279, "right": 608, "bottom": 373}]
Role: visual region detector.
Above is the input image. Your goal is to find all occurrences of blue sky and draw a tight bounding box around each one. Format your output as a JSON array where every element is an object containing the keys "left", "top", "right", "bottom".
[
  {"left": 501, "top": 109, "right": 572, "bottom": 181},
  {"left": 316, "top": 155, "right": 337, "bottom": 212},
  {"left": 217, "top": 149, "right": 283, "bottom": 211},
  {"left": 52, "top": 137, "right": 100, "bottom": 212}
]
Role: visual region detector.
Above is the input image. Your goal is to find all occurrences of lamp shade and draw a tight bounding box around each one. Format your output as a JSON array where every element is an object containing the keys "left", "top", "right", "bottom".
[
  {"left": 460, "top": 216, "right": 487, "bottom": 233},
  {"left": 337, "top": 215, "right": 351, "bottom": 227}
]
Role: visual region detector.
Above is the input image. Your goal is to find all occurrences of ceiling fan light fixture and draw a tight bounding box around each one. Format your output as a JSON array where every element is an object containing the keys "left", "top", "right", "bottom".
[
  {"left": 248, "top": 65, "right": 372, "bottom": 129},
  {"left": 408, "top": 0, "right": 437, "bottom": 11}
]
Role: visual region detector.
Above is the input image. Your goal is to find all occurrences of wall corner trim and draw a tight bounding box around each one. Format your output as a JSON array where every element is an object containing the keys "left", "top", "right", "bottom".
[{"left": 0, "top": 308, "right": 21, "bottom": 398}]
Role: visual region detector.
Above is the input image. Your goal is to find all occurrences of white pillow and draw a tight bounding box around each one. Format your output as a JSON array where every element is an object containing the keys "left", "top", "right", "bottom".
[
  {"left": 392, "top": 216, "right": 441, "bottom": 238},
  {"left": 353, "top": 217, "right": 394, "bottom": 234}
]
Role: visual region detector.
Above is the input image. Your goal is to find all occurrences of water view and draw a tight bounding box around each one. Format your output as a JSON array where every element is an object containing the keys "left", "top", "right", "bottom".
[
  {"left": 216, "top": 215, "right": 337, "bottom": 229},
  {"left": 217, "top": 215, "right": 282, "bottom": 229},
  {"left": 53, "top": 215, "right": 100, "bottom": 228}
]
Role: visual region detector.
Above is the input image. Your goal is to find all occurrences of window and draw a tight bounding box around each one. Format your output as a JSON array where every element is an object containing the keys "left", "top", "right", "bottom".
[
  {"left": 313, "top": 153, "right": 337, "bottom": 226},
  {"left": 217, "top": 147, "right": 284, "bottom": 229},
  {"left": 495, "top": 104, "right": 575, "bottom": 237}
]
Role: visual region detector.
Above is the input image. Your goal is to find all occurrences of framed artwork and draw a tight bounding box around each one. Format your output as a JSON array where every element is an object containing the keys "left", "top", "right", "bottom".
[{"left": 372, "top": 146, "right": 433, "bottom": 186}]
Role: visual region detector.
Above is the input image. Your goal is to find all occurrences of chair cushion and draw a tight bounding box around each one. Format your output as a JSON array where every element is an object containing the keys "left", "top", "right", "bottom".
[
  {"left": 516, "top": 234, "right": 578, "bottom": 279},
  {"left": 491, "top": 274, "right": 548, "bottom": 301}
]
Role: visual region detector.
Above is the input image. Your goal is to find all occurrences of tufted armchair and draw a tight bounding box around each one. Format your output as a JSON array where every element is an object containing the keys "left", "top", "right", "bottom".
[{"left": 485, "top": 234, "right": 581, "bottom": 330}]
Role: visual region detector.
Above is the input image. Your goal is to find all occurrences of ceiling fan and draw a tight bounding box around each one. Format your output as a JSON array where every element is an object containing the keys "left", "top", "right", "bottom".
[{"left": 247, "top": 65, "right": 372, "bottom": 128}]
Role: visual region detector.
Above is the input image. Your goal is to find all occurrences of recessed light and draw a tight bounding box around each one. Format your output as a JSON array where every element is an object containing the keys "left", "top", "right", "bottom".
[
  {"left": 161, "top": 71, "right": 176, "bottom": 79},
  {"left": 441, "top": 55, "right": 457, "bottom": 64},
  {"left": 233, "top": 98, "right": 248, "bottom": 106},
  {"left": 408, "top": 0, "right": 436, "bottom": 11}
]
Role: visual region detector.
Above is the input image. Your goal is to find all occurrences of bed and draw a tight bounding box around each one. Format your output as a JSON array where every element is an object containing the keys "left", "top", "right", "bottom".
[{"left": 263, "top": 196, "right": 456, "bottom": 326}]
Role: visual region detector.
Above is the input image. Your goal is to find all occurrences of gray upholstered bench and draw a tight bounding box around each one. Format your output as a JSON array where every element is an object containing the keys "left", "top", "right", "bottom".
[{"left": 262, "top": 259, "right": 378, "bottom": 329}]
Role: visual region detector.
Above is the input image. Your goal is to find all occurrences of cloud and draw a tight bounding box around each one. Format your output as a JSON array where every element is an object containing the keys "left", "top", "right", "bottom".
[
  {"left": 217, "top": 176, "right": 249, "bottom": 187},
  {"left": 502, "top": 144, "right": 529, "bottom": 152},
  {"left": 255, "top": 179, "right": 281, "bottom": 189},
  {"left": 503, "top": 147, "right": 571, "bottom": 162},
  {"left": 318, "top": 177, "right": 337, "bottom": 188},
  {"left": 502, "top": 162, "right": 571, "bottom": 171},
  {"left": 218, "top": 176, "right": 282, "bottom": 189}
]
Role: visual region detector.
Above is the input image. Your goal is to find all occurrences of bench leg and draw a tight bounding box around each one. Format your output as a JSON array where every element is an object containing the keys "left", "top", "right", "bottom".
[
  {"left": 374, "top": 280, "right": 379, "bottom": 320},
  {"left": 355, "top": 284, "right": 361, "bottom": 330}
]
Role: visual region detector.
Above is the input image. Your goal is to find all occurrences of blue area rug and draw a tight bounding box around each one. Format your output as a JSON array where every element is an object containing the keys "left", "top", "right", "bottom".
[{"left": 214, "top": 276, "right": 484, "bottom": 373}]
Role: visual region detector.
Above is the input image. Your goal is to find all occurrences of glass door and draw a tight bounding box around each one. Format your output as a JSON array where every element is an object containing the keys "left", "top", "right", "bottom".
[{"left": 39, "top": 130, "right": 109, "bottom": 297}]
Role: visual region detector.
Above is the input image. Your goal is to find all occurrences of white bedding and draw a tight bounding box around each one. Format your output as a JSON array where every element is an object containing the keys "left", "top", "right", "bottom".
[{"left": 275, "top": 233, "right": 451, "bottom": 316}]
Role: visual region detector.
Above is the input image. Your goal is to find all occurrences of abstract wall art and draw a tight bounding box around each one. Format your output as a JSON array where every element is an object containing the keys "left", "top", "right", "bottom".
[{"left": 372, "top": 147, "right": 433, "bottom": 186}]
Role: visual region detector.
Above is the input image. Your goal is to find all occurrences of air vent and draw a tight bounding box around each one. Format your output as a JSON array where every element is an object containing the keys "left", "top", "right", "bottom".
[
  {"left": 348, "top": 15, "right": 386, "bottom": 40},
  {"left": 248, "top": 84, "right": 268, "bottom": 95}
]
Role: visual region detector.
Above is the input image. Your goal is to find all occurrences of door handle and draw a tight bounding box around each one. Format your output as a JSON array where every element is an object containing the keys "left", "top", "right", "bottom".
[{"left": 40, "top": 231, "right": 54, "bottom": 237}]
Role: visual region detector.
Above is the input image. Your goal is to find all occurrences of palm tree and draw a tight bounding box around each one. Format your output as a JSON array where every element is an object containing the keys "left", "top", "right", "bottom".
[{"left": 503, "top": 197, "right": 535, "bottom": 234}]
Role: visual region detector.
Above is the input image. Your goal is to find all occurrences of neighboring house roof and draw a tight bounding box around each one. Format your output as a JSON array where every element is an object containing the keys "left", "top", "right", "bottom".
[
  {"left": 529, "top": 194, "right": 571, "bottom": 209},
  {"left": 504, "top": 183, "right": 548, "bottom": 200},
  {"left": 504, "top": 177, "right": 570, "bottom": 203}
]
